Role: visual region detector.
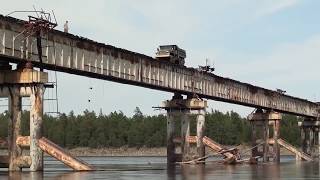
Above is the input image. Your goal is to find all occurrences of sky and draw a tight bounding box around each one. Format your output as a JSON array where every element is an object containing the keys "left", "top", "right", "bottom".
[{"left": 1, "top": 0, "right": 320, "bottom": 117}]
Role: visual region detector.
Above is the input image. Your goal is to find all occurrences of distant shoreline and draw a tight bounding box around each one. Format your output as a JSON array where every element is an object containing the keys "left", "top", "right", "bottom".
[{"left": 0, "top": 145, "right": 295, "bottom": 157}]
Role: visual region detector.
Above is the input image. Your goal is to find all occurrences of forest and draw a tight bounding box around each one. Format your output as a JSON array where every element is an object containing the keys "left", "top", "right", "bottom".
[{"left": 0, "top": 108, "right": 302, "bottom": 148}]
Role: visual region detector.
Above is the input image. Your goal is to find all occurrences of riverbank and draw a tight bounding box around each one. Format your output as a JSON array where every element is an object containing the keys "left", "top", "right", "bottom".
[
  {"left": 0, "top": 145, "right": 295, "bottom": 156},
  {"left": 60, "top": 145, "right": 295, "bottom": 156}
]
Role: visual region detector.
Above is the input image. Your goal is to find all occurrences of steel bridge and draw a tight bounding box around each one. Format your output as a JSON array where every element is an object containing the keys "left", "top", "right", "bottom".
[
  {"left": 0, "top": 14, "right": 319, "bottom": 118},
  {"left": 0, "top": 14, "right": 319, "bottom": 171}
]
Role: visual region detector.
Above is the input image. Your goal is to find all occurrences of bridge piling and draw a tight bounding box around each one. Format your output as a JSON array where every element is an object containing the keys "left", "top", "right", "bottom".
[
  {"left": 248, "top": 110, "right": 281, "bottom": 163},
  {"left": 181, "top": 111, "right": 190, "bottom": 162},
  {"left": 0, "top": 63, "right": 48, "bottom": 171},
  {"left": 162, "top": 95, "right": 207, "bottom": 164},
  {"left": 8, "top": 87, "right": 22, "bottom": 171},
  {"left": 196, "top": 109, "right": 206, "bottom": 160},
  {"left": 167, "top": 110, "right": 178, "bottom": 164},
  {"left": 271, "top": 118, "right": 281, "bottom": 163},
  {"left": 299, "top": 120, "right": 320, "bottom": 159},
  {"left": 29, "top": 85, "right": 44, "bottom": 171}
]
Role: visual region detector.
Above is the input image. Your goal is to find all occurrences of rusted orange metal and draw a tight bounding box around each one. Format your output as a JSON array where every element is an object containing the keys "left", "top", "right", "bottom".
[
  {"left": 269, "top": 138, "right": 312, "bottom": 161},
  {"left": 38, "top": 137, "right": 93, "bottom": 171},
  {"left": 188, "top": 136, "right": 238, "bottom": 163},
  {"left": 16, "top": 136, "right": 30, "bottom": 147}
]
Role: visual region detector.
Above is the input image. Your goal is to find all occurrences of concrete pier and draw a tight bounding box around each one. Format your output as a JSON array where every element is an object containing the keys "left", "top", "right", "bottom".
[
  {"left": 272, "top": 118, "right": 281, "bottom": 163},
  {"left": 196, "top": 109, "right": 206, "bottom": 159},
  {"left": 162, "top": 94, "right": 207, "bottom": 164},
  {"left": 181, "top": 111, "right": 190, "bottom": 161},
  {"left": 8, "top": 88, "right": 22, "bottom": 171},
  {"left": 167, "top": 110, "right": 178, "bottom": 163},
  {"left": 0, "top": 63, "right": 48, "bottom": 171},
  {"left": 30, "top": 85, "right": 44, "bottom": 171},
  {"left": 299, "top": 120, "right": 320, "bottom": 159},
  {"left": 248, "top": 109, "right": 281, "bottom": 163}
]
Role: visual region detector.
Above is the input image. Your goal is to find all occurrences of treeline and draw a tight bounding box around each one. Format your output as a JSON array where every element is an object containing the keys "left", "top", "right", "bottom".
[{"left": 0, "top": 108, "right": 302, "bottom": 148}]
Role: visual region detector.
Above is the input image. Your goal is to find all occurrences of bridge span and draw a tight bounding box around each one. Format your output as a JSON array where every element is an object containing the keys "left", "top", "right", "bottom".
[
  {"left": 0, "top": 14, "right": 319, "bottom": 171},
  {"left": 0, "top": 15, "right": 319, "bottom": 118}
]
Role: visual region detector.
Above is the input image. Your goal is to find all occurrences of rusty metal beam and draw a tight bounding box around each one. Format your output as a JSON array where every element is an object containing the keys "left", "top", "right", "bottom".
[
  {"left": 269, "top": 138, "right": 312, "bottom": 161},
  {"left": 0, "top": 155, "right": 31, "bottom": 168},
  {"left": 0, "top": 15, "right": 319, "bottom": 117},
  {"left": 188, "top": 136, "right": 236, "bottom": 161},
  {"left": 16, "top": 136, "right": 30, "bottom": 147},
  {"left": 38, "top": 137, "right": 93, "bottom": 171}
]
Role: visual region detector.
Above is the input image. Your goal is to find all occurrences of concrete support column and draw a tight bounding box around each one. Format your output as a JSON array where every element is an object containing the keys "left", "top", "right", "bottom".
[
  {"left": 272, "top": 120, "right": 280, "bottom": 163},
  {"left": 250, "top": 121, "right": 258, "bottom": 158},
  {"left": 301, "top": 127, "right": 308, "bottom": 155},
  {"left": 262, "top": 120, "right": 269, "bottom": 162},
  {"left": 167, "top": 111, "right": 176, "bottom": 164},
  {"left": 310, "top": 127, "right": 319, "bottom": 159},
  {"left": 318, "top": 129, "right": 320, "bottom": 159},
  {"left": 30, "top": 85, "right": 44, "bottom": 171},
  {"left": 309, "top": 128, "right": 314, "bottom": 157},
  {"left": 181, "top": 111, "right": 190, "bottom": 161},
  {"left": 299, "top": 119, "right": 320, "bottom": 159},
  {"left": 8, "top": 88, "right": 22, "bottom": 171},
  {"left": 196, "top": 109, "right": 206, "bottom": 159},
  {"left": 249, "top": 110, "right": 281, "bottom": 162},
  {"left": 162, "top": 95, "right": 207, "bottom": 163}
]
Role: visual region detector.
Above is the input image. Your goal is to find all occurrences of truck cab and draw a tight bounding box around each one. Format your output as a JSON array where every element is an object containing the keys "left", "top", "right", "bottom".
[{"left": 155, "top": 45, "right": 186, "bottom": 66}]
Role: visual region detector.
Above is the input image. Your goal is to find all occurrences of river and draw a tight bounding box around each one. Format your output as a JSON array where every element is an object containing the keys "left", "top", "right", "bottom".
[{"left": 0, "top": 156, "right": 319, "bottom": 179}]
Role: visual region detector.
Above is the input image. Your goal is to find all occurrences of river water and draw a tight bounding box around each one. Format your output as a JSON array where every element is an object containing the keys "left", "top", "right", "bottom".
[{"left": 0, "top": 156, "right": 319, "bottom": 179}]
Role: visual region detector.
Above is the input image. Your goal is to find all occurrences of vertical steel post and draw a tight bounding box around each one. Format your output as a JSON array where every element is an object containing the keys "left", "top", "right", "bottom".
[{"left": 30, "top": 85, "right": 44, "bottom": 171}]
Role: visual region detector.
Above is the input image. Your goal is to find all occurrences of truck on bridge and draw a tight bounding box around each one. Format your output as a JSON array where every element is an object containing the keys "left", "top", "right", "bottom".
[{"left": 155, "top": 45, "right": 186, "bottom": 66}]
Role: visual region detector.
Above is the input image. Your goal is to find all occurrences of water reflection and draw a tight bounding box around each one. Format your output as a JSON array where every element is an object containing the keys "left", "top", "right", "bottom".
[
  {"left": 249, "top": 163, "right": 281, "bottom": 180},
  {"left": 8, "top": 171, "right": 43, "bottom": 180},
  {"left": 51, "top": 171, "right": 90, "bottom": 180},
  {"left": 0, "top": 156, "right": 319, "bottom": 180},
  {"left": 181, "top": 164, "right": 205, "bottom": 180}
]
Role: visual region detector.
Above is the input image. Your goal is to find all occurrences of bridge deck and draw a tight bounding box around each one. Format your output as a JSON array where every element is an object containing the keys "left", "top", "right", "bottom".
[{"left": 0, "top": 15, "right": 319, "bottom": 118}]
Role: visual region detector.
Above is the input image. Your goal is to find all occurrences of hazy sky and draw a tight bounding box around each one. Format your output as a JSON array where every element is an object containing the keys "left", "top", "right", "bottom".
[{"left": 1, "top": 0, "right": 320, "bottom": 117}]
